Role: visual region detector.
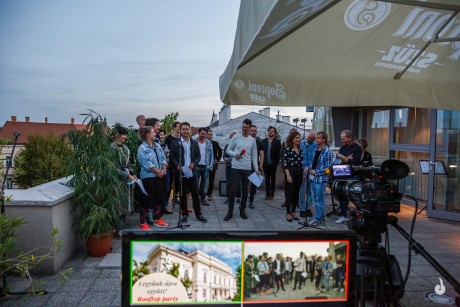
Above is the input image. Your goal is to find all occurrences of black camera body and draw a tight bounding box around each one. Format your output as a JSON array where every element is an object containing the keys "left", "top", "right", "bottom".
[{"left": 330, "top": 160, "right": 410, "bottom": 240}]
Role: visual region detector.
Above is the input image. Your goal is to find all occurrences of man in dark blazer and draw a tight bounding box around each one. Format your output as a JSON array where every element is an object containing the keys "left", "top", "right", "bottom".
[
  {"left": 206, "top": 129, "right": 223, "bottom": 201},
  {"left": 261, "top": 126, "right": 282, "bottom": 200},
  {"left": 273, "top": 253, "right": 286, "bottom": 292},
  {"left": 169, "top": 122, "right": 207, "bottom": 223}
]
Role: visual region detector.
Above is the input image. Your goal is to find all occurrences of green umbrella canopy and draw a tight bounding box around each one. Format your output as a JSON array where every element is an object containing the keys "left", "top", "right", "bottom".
[{"left": 220, "top": 0, "right": 460, "bottom": 111}]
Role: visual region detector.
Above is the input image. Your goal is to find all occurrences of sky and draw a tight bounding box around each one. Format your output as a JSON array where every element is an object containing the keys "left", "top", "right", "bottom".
[
  {"left": 244, "top": 241, "right": 339, "bottom": 260},
  {"left": 0, "top": 0, "right": 311, "bottom": 128},
  {"left": 132, "top": 241, "right": 242, "bottom": 274}
]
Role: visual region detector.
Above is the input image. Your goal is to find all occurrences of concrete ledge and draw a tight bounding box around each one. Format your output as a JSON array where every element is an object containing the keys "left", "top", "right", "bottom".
[
  {"left": 5, "top": 177, "right": 73, "bottom": 206},
  {"left": 4, "top": 177, "right": 82, "bottom": 275},
  {"left": 97, "top": 253, "right": 121, "bottom": 269}
]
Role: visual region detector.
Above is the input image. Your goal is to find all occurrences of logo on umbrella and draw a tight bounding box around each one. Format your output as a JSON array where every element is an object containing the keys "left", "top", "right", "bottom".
[
  {"left": 235, "top": 79, "right": 245, "bottom": 90},
  {"left": 344, "top": 0, "right": 391, "bottom": 31}
]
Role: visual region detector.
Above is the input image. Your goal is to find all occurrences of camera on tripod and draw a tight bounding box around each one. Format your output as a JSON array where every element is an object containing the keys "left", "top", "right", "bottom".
[
  {"left": 330, "top": 160, "right": 409, "bottom": 215},
  {"left": 330, "top": 159, "right": 410, "bottom": 304},
  {"left": 330, "top": 159, "right": 409, "bottom": 237}
]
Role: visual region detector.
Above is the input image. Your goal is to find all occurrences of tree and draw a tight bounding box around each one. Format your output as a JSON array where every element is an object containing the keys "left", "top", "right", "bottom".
[
  {"left": 13, "top": 133, "right": 72, "bottom": 188},
  {"left": 233, "top": 265, "right": 242, "bottom": 302},
  {"left": 132, "top": 259, "right": 150, "bottom": 286},
  {"left": 161, "top": 112, "right": 179, "bottom": 134}
]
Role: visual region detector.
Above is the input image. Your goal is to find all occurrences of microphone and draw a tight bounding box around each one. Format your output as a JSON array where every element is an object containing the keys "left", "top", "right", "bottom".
[{"left": 240, "top": 149, "right": 246, "bottom": 155}]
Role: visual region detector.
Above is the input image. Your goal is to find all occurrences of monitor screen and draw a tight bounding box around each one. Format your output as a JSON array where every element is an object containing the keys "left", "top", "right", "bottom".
[
  {"left": 331, "top": 164, "right": 352, "bottom": 177},
  {"left": 122, "top": 231, "right": 356, "bottom": 307}
]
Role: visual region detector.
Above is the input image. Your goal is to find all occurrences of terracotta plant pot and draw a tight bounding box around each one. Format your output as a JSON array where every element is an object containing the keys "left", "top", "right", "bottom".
[{"left": 86, "top": 232, "right": 113, "bottom": 257}]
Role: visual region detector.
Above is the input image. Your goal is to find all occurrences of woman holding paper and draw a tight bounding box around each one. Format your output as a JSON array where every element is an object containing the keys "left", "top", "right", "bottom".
[{"left": 282, "top": 131, "right": 303, "bottom": 222}]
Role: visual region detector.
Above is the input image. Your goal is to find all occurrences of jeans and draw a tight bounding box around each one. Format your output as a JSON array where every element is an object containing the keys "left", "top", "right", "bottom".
[
  {"left": 324, "top": 273, "right": 331, "bottom": 291},
  {"left": 196, "top": 165, "right": 209, "bottom": 201},
  {"left": 298, "top": 177, "right": 313, "bottom": 212},
  {"left": 312, "top": 182, "right": 327, "bottom": 222}
]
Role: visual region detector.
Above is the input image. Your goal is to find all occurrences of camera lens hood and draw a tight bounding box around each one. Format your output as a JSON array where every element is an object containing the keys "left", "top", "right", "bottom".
[{"left": 381, "top": 159, "right": 410, "bottom": 180}]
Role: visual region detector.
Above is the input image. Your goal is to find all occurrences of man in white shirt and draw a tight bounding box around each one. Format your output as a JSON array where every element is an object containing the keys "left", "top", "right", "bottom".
[
  {"left": 169, "top": 122, "right": 207, "bottom": 223},
  {"left": 224, "top": 119, "right": 260, "bottom": 221},
  {"left": 196, "top": 127, "right": 214, "bottom": 206},
  {"left": 293, "top": 252, "right": 306, "bottom": 290}
]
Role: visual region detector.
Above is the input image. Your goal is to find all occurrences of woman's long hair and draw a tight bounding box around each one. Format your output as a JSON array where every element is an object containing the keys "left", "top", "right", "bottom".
[{"left": 285, "top": 130, "right": 301, "bottom": 148}]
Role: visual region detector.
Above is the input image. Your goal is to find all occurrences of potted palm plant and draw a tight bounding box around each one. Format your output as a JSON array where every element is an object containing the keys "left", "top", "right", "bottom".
[{"left": 65, "top": 110, "right": 125, "bottom": 257}]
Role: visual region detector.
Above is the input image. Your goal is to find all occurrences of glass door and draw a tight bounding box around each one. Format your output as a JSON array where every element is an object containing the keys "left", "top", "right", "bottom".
[{"left": 427, "top": 110, "right": 460, "bottom": 221}]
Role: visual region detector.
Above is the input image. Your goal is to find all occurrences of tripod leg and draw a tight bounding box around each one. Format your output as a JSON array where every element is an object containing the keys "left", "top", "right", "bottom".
[{"left": 326, "top": 188, "right": 339, "bottom": 217}]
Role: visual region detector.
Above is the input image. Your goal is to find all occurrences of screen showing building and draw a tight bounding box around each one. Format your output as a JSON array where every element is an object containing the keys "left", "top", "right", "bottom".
[{"left": 130, "top": 241, "right": 243, "bottom": 305}]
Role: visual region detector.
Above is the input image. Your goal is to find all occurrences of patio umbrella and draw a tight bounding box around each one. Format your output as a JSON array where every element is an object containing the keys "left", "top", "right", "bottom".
[
  {"left": 219, "top": 0, "right": 460, "bottom": 111},
  {"left": 312, "top": 106, "right": 335, "bottom": 146}
]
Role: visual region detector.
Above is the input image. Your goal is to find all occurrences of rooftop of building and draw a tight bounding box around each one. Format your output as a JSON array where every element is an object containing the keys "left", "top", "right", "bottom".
[{"left": 0, "top": 116, "right": 86, "bottom": 144}]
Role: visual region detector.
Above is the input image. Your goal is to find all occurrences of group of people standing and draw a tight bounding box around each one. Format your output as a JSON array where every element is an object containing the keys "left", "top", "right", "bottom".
[
  {"left": 244, "top": 251, "right": 346, "bottom": 299},
  {"left": 282, "top": 128, "right": 372, "bottom": 226},
  {"left": 112, "top": 115, "right": 223, "bottom": 230},
  {"left": 112, "top": 114, "right": 370, "bottom": 229}
]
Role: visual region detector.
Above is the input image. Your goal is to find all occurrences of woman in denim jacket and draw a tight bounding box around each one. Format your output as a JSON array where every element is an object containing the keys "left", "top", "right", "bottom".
[{"left": 137, "top": 126, "right": 168, "bottom": 229}]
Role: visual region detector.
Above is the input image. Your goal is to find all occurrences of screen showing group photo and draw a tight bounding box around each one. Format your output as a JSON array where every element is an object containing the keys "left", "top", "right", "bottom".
[
  {"left": 242, "top": 240, "right": 350, "bottom": 304},
  {"left": 121, "top": 231, "right": 356, "bottom": 306}
]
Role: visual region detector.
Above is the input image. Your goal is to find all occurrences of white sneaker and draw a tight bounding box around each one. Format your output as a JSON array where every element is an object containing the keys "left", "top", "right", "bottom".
[{"left": 336, "top": 216, "right": 348, "bottom": 224}]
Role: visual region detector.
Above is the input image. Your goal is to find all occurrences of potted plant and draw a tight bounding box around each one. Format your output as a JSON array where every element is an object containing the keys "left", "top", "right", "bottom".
[{"left": 65, "top": 110, "right": 125, "bottom": 257}]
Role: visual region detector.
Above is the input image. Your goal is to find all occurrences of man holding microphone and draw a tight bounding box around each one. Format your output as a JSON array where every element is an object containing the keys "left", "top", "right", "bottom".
[{"left": 224, "top": 119, "right": 260, "bottom": 221}]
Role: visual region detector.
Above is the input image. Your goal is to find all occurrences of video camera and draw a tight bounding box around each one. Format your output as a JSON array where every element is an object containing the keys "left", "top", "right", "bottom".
[
  {"left": 330, "top": 159, "right": 410, "bottom": 247},
  {"left": 330, "top": 160, "right": 409, "bottom": 214}
]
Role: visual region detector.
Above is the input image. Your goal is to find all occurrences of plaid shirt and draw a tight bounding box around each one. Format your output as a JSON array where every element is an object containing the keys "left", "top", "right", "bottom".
[
  {"left": 201, "top": 139, "right": 214, "bottom": 170},
  {"left": 309, "top": 146, "right": 334, "bottom": 184}
]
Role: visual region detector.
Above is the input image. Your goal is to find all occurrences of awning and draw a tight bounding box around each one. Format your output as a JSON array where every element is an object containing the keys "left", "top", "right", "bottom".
[{"left": 219, "top": 0, "right": 460, "bottom": 111}]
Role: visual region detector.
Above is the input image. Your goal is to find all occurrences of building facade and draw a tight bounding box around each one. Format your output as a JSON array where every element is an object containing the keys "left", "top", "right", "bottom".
[{"left": 145, "top": 245, "right": 237, "bottom": 302}]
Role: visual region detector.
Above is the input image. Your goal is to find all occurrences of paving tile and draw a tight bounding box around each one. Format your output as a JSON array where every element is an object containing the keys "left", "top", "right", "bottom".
[
  {"left": 0, "top": 293, "right": 51, "bottom": 307},
  {"left": 79, "top": 290, "right": 118, "bottom": 307},
  {"left": 100, "top": 269, "right": 122, "bottom": 279},
  {"left": 44, "top": 291, "right": 86, "bottom": 306},
  {"left": 35, "top": 274, "right": 66, "bottom": 293},
  {"left": 88, "top": 278, "right": 120, "bottom": 292},
  {"left": 82, "top": 257, "right": 103, "bottom": 268},
  {"left": 73, "top": 267, "right": 103, "bottom": 278},
  {"left": 59, "top": 278, "right": 94, "bottom": 293},
  {"left": 111, "top": 290, "right": 122, "bottom": 306}
]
